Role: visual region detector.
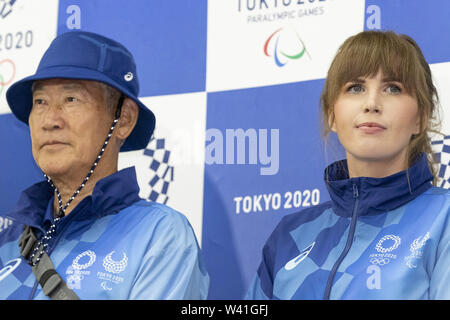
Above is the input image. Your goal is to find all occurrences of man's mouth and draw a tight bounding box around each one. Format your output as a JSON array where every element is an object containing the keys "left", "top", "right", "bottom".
[{"left": 41, "top": 141, "right": 69, "bottom": 149}]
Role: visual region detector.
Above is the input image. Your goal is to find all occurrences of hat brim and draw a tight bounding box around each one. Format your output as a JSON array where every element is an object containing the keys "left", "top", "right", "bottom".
[{"left": 6, "top": 66, "right": 155, "bottom": 152}]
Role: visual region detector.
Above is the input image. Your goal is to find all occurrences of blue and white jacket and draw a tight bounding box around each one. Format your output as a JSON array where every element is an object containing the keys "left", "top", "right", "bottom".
[
  {"left": 246, "top": 154, "right": 450, "bottom": 299},
  {"left": 0, "top": 167, "right": 209, "bottom": 300}
]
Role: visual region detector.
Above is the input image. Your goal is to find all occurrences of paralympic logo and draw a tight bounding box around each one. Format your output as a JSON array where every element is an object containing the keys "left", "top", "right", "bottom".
[
  {"left": 263, "top": 27, "right": 310, "bottom": 67},
  {"left": 0, "top": 59, "right": 16, "bottom": 96}
]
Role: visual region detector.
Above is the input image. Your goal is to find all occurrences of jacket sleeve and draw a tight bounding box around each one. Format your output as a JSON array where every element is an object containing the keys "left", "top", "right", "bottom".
[
  {"left": 429, "top": 209, "right": 450, "bottom": 299},
  {"left": 128, "top": 209, "right": 209, "bottom": 300},
  {"left": 245, "top": 265, "right": 271, "bottom": 300},
  {"left": 245, "top": 231, "right": 279, "bottom": 300}
]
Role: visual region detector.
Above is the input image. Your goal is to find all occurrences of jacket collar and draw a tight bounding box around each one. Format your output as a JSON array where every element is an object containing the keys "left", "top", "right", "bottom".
[
  {"left": 7, "top": 166, "right": 141, "bottom": 228},
  {"left": 325, "top": 153, "right": 433, "bottom": 218}
]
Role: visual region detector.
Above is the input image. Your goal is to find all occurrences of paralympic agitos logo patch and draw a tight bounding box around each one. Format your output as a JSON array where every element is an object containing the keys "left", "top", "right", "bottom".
[{"left": 263, "top": 27, "right": 310, "bottom": 67}]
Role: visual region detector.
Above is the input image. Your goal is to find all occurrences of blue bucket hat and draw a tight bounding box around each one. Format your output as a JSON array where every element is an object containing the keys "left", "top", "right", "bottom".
[{"left": 6, "top": 31, "right": 155, "bottom": 152}]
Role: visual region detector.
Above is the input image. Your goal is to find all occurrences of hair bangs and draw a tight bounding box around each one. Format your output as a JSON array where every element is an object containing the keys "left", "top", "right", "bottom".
[{"left": 333, "top": 31, "right": 419, "bottom": 95}]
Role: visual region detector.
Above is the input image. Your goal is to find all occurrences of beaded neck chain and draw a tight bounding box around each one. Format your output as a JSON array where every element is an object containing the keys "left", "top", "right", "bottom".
[{"left": 28, "top": 95, "right": 124, "bottom": 266}]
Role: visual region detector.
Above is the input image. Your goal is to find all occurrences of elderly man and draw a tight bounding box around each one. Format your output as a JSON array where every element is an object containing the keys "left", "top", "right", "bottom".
[{"left": 0, "top": 31, "right": 209, "bottom": 300}]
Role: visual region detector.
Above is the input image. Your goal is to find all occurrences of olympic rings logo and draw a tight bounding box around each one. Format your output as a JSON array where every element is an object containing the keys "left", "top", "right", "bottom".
[
  {"left": 370, "top": 257, "right": 390, "bottom": 266},
  {"left": 0, "top": 58, "right": 16, "bottom": 96}
]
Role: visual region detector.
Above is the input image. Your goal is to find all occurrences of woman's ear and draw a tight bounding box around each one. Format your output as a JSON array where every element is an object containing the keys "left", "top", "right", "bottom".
[
  {"left": 328, "top": 111, "right": 337, "bottom": 133},
  {"left": 116, "top": 98, "right": 139, "bottom": 140},
  {"left": 413, "top": 114, "right": 422, "bottom": 135}
]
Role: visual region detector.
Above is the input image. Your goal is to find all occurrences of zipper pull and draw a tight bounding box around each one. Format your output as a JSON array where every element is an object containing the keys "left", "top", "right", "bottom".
[{"left": 352, "top": 183, "right": 359, "bottom": 199}]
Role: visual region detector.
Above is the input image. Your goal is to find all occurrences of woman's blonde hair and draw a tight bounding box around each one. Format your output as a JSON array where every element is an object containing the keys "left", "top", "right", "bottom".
[{"left": 320, "top": 30, "right": 440, "bottom": 183}]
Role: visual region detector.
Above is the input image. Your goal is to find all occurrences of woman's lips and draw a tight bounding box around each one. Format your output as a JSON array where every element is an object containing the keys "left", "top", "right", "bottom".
[{"left": 356, "top": 122, "right": 386, "bottom": 134}]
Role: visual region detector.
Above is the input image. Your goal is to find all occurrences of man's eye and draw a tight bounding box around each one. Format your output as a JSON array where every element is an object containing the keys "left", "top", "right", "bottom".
[
  {"left": 67, "top": 97, "right": 78, "bottom": 102},
  {"left": 33, "top": 99, "right": 45, "bottom": 105},
  {"left": 347, "top": 84, "right": 364, "bottom": 94}
]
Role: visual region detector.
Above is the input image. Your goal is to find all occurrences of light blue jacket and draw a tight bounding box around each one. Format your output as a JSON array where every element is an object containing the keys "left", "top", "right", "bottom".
[
  {"left": 0, "top": 167, "right": 209, "bottom": 299},
  {"left": 246, "top": 154, "right": 450, "bottom": 299}
]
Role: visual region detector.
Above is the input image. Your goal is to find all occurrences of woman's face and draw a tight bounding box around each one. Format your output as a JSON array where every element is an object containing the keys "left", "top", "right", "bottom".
[{"left": 331, "top": 68, "right": 420, "bottom": 175}]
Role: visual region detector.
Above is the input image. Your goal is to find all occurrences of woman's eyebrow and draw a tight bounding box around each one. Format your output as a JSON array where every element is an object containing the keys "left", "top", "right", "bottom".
[
  {"left": 382, "top": 77, "right": 401, "bottom": 83},
  {"left": 347, "top": 78, "right": 365, "bottom": 83}
]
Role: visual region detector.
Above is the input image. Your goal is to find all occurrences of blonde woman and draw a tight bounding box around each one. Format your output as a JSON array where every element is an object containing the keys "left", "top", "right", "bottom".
[{"left": 246, "top": 30, "right": 449, "bottom": 300}]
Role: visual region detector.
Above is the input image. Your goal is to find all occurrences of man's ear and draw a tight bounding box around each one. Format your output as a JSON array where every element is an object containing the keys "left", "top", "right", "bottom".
[{"left": 115, "top": 98, "right": 139, "bottom": 140}]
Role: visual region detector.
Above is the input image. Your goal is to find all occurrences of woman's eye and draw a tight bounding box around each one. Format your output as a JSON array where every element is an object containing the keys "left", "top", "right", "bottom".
[
  {"left": 347, "top": 84, "right": 364, "bottom": 94},
  {"left": 386, "top": 84, "right": 402, "bottom": 94}
]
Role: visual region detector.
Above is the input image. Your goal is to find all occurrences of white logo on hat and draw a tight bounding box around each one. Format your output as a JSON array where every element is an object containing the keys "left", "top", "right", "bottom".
[{"left": 124, "top": 72, "right": 133, "bottom": 81}]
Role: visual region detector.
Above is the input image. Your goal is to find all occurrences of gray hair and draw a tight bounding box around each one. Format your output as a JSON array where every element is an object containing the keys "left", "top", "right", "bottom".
[
  {"left": 99, "top": 82, "right": 126, "bottom": 148},
  {"left": 98, "top": 82, "right": 122, "bottom": 114}
]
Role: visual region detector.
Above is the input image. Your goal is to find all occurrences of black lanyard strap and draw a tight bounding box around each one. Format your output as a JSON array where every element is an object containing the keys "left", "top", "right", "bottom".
[{"left": 19, "top": 226, "right": 80, "bottom": 300}]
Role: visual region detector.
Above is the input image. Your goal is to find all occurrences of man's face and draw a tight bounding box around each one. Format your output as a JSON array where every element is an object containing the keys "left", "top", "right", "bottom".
[{"left": 29, "top": 79, "right": 114, "bottom": 179}]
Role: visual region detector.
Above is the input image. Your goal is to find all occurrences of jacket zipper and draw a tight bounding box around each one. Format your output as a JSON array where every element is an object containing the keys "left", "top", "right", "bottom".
[{"left": 323, "top": 183, "right": 359, "bottom": 300}]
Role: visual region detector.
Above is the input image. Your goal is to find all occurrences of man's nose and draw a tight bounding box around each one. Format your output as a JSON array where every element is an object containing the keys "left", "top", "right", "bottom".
[{"left": 41, "top": 104, "right": 65, "bottom": 130}]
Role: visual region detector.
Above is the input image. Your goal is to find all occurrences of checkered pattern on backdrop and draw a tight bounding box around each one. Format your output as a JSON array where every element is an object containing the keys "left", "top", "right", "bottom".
[
  {"left": 432, "top": 136, "right": 450, "bottom": 188},
  {"left": 144, "top": 137, "right": 174, "bottom": 205}
]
